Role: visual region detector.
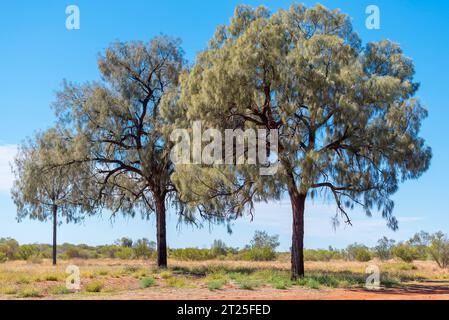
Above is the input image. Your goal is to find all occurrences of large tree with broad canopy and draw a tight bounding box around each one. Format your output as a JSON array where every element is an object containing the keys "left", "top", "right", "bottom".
[{"left": 163, "top": 4, "right": 432, "bottom": 279}]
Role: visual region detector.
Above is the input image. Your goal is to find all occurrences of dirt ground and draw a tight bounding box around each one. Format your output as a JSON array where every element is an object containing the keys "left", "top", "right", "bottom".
[{"left": 67, "top": 283, "right": 449, "bottom": 301}]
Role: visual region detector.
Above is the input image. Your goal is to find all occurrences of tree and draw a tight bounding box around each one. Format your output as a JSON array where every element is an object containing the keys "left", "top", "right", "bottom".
[
  {"left": 168, "top": 4, "right": 431, "bottom": 278},
  {"left": 116, "top": 237, "right": 133, "bottom": 248},
  {"left": 11, "top": 128, "right": 92, "bottom": 265},
  {"left": 133, "top": 238, "right": 156, "bottom": 259},
  {"left": 428, "top": 232, "right": 449, "bottom": 269},
  {"left": 374, "top": 237, "right": 396, "bottom": 261},
  {"left": 211, "top": 240, "right": 228, "bottom": 256},
  {"left": 250, "top": 231, "right": 280, "bottom": 250},
  {"left": 408, "top": 231, "right": 431, "bottom": 260},
  {"left": 53, "top": 36, "right": 187, "bottom": 268}
]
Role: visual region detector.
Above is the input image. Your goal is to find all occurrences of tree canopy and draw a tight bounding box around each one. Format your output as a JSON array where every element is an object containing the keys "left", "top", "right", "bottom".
[{"left": 165, "top": 4, "right": 432, "bottom": 278}]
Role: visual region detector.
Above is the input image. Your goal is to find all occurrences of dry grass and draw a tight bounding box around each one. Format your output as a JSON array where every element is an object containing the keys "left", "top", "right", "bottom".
[{"left": 0, "top": 258, "right": 448, "bottom": 300}]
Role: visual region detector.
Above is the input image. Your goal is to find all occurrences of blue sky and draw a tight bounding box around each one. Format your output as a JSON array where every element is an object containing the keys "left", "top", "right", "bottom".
[{"left": 0, "top": 1, "right": 448, "bottom": 251}]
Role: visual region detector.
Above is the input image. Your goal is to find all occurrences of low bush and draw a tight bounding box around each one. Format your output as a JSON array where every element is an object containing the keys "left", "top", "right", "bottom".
[
  {"left": 49, "top": 286, "right": 72, "bottom": 295},
  {"left": 85, "top": 281, "right": 104, "bottom": 293},
  {"left": 392, "top": 244, "right": 419, "bottom": 263},
  {"left": 207, "top": 279, "right": 226, "bottom": 291},
  {"left": 18, "top": 288, "right": 42, "bottom": 298},
  {"left": 141, "top": 277, "right": 156, "bottom": 288},
  {"left": 346, "top": 244, "right": 372, "bottom": 262},
  {"left": 170, "top": 248, "right": 216, "bottom": 261},
  {"left": 304, "top": 249, "right": 343, "bottom": 261}
]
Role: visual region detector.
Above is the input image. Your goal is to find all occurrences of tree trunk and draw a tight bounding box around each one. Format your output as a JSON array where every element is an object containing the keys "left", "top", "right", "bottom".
[
  {"left": 155, "top": 196, "right": 168, "bottom": 268},
  {"left": 52, "top": 205, "right": 58, "bottom": 266},
  {"left": 289, "top": 189, "right": 306, "bottom": 280}
]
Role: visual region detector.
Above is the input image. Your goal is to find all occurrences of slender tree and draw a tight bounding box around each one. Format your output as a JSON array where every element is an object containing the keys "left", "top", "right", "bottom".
[
  {"left": 11, "top": 128, "right": 91, "bottom": 265},
  {"left": 53, "top": 36, "right": 188, "bottom": 268},
  {"left": 167, "top": 4, "right": 432, "bottom": 279}
]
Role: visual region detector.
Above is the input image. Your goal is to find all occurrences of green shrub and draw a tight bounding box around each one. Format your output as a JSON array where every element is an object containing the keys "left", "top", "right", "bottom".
[
  {"left": 237, "top": 279, "right": 261, "bottom": 290},
  {"left": 211, "top": 240, "right": 229, "bottom": 257},
  {"left": 141, "top": 277, "right": 156, "bottom": 288},
  {"left": 85, "top": 281, "right": 104, "bottom": 293},
  {"left": 428, "top": 232, "right": 449, "bottom": 268},
  {"left": 17, "top": 245, "right": 40, "bottom": 261},
  {"left": 171, "top": 248, "right": 216, "bottom": 261},
  {"left": 116, "top": 247, "right": 134, "bottom": 260},
  {"left": 304, "top": 249, "right": 343, "bottom": 261},
  {"left": 1, "top": 286, "right": 18, "bottom": 295},
  {"left": 296, "top": 278, "right": 321, "bottom": 289},
  {"left": 374, "top": 237, "right": 396, "bottom": 261},
  {"left": 133, "top": 239, "right": 155, "bottom": 260},
  {"left": 271, "top": 278, "right": 291, "bottom": 290},
  {"left": 346, "top": 244, "right": 372, "bottom": 262},
  {"left": 18, "top": 288, "right": 42, "bottom": 298},
  {"left": 166, "top": 277, "right": 191, "bottom": 288},
  {"left": 49, "top": 286, "right": 72, "bottom": 295},
  {"left": 207, "top": 279, "right": 226, "bottom": 291},
  {"left": 0, "top": 238, "right": 19, "bottom": 260},
  {"left": 392, "top": 244, "right": 419, "bottom": 263},
  {"left": 160, "top": 271, "right": 172, "bottom": 279},
  {"left": 243, "top": 247, "right": 277, "bottom": 261}
]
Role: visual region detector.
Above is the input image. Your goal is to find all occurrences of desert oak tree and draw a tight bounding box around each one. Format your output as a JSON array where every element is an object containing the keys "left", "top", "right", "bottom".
[
  {"left": 166, "top": 4, "right": 432, "bottom": 279},
  {"left": 11, "top": 128, "right": 92, "bottom": 265},
  {"left": 53, "top": 36, "right": 185, "bottom": 268}
]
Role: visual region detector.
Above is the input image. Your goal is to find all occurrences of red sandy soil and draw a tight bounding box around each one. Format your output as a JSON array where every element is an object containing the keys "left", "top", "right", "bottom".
[{"left": 58, "top": 281, "right": 449, "bottom": 300}]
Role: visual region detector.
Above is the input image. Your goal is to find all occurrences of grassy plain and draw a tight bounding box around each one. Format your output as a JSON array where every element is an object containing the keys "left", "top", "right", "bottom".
[{"left": 1, "top": 258, "right": 449, "bottom": 300}]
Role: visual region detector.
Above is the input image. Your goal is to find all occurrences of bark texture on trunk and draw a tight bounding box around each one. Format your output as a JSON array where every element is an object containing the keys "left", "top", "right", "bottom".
[
  {"left": 155, "top": 196, "right": 168, "bottom": 268},
  {"left": 52, "top": 205, "right": 58, "bottom": 266},
  {"left": 289, "top": 188, "right": 306, "bottom": 280}
]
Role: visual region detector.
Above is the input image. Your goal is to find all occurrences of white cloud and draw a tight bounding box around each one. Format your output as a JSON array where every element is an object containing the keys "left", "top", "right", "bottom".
[{"left": 0, "top": 145, "right": 18, "bottom": 193}]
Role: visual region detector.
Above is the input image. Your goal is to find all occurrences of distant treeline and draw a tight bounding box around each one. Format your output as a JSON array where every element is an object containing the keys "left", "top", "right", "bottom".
[{"left": 1, "top": 230, "right": 449, "bottom": 268}]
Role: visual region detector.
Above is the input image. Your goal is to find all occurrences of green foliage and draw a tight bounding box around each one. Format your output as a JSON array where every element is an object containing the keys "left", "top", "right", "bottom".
[
  {"left": 16, "top": 245, "right": 40, "bottom": 261},
  {"left": 18, "top": 288, "right": 42, "bottom": 298},
  {"left": 392, "top": 243, "right": 419, "bottom": 263},
  {"left": 0, "top": 238, "right": 19, "bottom": 261},
  {"left": 133, "top": 239, "right": 156, "bottom": 260},
  {"left": 250, "top": 231, "right": 280, "bottom": 250},
  {"left": 211, "top": 240, "right": 229, "bottom": 256},
  {"left": 236, "top": 278, "right": 262, "bottom": 290},
  {"left": 296, "top": 278, "right": 321, "bottom": 290},
  {"left": 140, "top": 277, "right": 156, "bottom": 288},
  {"left": 374, "top": 237, "right": 396, "bottom": 261},
  {"left": 207, "top": 279, "right": 226, "bottom": 291},
  {"left": 53, "top": 36, "right": 188, "bottom": 271},
  {"left": 304, "top": 248, "right": 343, "bottom": 261},
  {"left": 116, "top": 247, "right": 134, "bottom": 260},
  {"left": 408, "top": 231, "right": 432, "bottom": 260},
  {"left": 427, "top": 232, "right": 449, "bottom": 269},
  {"left": 242, "top": 247, "right": 277, "bottom": 262},
  {"left": 49, "top": 286, "right": 72, "bottom": 295},
  {"left": 170, "top": 248, "right": 216, "bottom": 261},
  {"left": 346, "top": 244, "right": 372, "bottom": 262},
  {"left": 116, "top": 237, "right": 133, "bottom": 248},
  {"left": 166, "top": 277, "right": 191, "bottom": 288},
  {"left": 235, "top": 231, "right": 280, "bottom": 261},
  {"left": 85, "top": 281, "right": 104, "bottom": 293}
]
